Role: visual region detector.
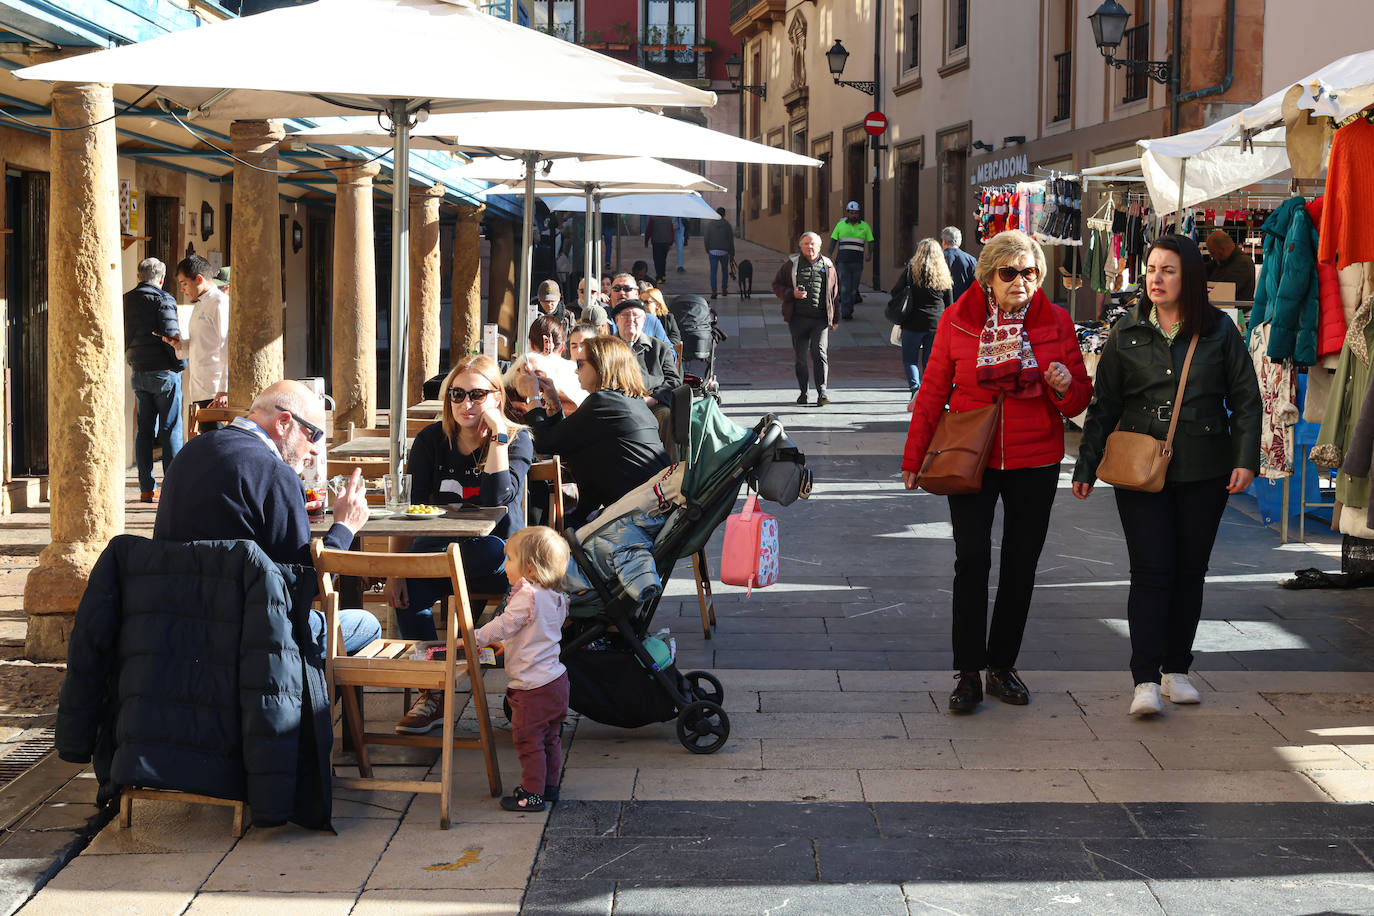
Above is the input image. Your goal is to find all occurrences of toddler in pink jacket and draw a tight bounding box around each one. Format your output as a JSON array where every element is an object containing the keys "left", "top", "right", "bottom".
[{"left": 473, "top": 525, "right": 570, "bottom": 812}]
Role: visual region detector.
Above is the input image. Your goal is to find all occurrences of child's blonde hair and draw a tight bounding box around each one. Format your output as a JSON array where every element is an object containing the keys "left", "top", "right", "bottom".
[{"left": 506, "top": 526, "right": 569, "bottom": 590}]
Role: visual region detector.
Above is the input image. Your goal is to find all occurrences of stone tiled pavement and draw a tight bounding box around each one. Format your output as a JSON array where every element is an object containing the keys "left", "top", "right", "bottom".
[{"left": 6, "top": 237, "right": 1374, "bottom": 913}]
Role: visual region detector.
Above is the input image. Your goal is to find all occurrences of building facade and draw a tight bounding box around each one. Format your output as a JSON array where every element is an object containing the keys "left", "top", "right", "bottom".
[{"left": 730, "top": 0, "right": 1374, "bottom": 307}]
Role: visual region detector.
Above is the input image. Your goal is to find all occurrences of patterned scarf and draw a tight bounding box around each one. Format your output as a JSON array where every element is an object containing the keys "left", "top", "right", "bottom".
[{"left": 975, "top": 285, "right": 1044, "bottom": 398}]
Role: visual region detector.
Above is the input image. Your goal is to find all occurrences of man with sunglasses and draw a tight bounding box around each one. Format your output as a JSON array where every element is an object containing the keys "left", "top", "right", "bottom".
[
  {"left": 607, "top": 273, "right": 673, "bottom": 346},
  {"left": 156, "top": 379, "right": 382, "bottom": 655}
]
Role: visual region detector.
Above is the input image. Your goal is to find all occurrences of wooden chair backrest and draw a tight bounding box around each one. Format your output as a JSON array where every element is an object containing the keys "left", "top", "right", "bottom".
[
  {"left": 406, "top": 417, "right": 436, "bottom": 437},
  {"left": 529, "top": 457, "right": 565, "bottom": 533}
]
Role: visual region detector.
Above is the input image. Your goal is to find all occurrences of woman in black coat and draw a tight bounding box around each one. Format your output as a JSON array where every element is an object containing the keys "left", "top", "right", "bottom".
[
  {"left": 526, "top": 335, "right": 671, "bottom": 528},
  {"left": 891, "top": 237, "right": 954, "bottom": 405}
]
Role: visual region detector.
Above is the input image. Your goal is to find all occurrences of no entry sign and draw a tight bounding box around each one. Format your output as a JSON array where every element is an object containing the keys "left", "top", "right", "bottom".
[{"left": 864, "top": 111, "right": 887, "bottom": 136}]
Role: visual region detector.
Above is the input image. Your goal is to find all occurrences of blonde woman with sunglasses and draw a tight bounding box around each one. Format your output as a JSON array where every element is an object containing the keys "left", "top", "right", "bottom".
[
  {"left": 900, "top": 230, "right": 1093, "bottom": 715},
  {"left": 384, "top": 353, "right": 533, "bottom": 735}
]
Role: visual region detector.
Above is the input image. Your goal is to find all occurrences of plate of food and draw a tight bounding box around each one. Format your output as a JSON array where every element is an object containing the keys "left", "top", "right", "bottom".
[
  {"left": 403, "top": 504, "right": 445, "bottom": 519},
  {"left": 367, "top": 508, "right": 395, "bottom": 519}
]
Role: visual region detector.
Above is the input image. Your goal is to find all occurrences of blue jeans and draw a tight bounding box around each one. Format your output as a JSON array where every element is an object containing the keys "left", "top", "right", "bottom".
[
  {"left": 709, "top": 253, "right": 729, "bottom": 291},
  {"left": 601, "top": 228, "right": 615, "bottom": 268},
  {"left": 674, "top": 222, "right": 686, "bottom": 269},
  {"left": 309, "top": 606, "right": 382, "bottom": 655},
  {"left": 131, "top": 369, "right": 183, "bottom": 493},
  {"left": 393, "top": 535, "right": 508, "bottom": 641},
  {"left": 836, "top": 258, "right": 863, "bottom": 317},
  {"left": 901, "top": 330, "right": 936, "bottom": 393}
]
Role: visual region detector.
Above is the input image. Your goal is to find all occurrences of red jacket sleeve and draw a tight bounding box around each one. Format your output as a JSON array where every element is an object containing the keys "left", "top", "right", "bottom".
[
  {"left": 901, "top": 315, "right": 958, "bottom": 473},
  {"left": 1047, "top": 309, "right": 1094, "bottom": 418}
]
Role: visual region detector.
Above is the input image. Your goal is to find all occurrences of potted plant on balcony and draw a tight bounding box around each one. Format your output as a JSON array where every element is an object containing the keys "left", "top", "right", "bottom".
[
  {"left": 580, "top": 27, "right": 606, "bottom": 49},
  {"left": 663, "top": 24, "right": 687, "bottom": 50},
  {"left": 608, "top": 21, "right": 634, "bottom": 50},
  {"left": 692, "top": 36, "right": 717, "bottom": 53}
]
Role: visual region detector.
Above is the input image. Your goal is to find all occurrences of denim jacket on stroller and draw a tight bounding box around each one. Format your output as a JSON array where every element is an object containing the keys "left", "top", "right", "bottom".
[{"left": 563, "top": 463, "right": 686, "bottom": 603}]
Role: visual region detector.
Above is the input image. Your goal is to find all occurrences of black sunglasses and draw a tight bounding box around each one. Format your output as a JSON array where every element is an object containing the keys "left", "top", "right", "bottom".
[
  {"left": 996, "top": 265, "right": 1041, "bottom": 283},
  {"left": 276, "top": 404, "right": 324, "bottom": 444},
  {"left": 447, "top": 386, "right": 495, "bottom": 404},
  {"left": 610, "top": 284, "right": 636, "bottom": 292}
]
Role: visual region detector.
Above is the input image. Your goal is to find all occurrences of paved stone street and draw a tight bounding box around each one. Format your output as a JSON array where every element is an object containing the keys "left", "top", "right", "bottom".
[{"left": 4, "top": 237, "right": 1374, "bottom": 914}]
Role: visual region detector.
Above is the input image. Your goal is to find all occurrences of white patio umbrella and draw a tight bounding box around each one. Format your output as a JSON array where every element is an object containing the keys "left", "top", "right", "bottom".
[
  {"left": 289, "top": 107, "right": 814, "bottom": 319},
  {"left": 540, "top": 192, "right": 722, "bottom": 220},
  {"left": 14, "top": 0, "right": 714, "bottom": 482}
]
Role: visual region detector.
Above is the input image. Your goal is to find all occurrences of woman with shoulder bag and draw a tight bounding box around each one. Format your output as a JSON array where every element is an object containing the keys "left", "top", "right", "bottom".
[
  {"left": 901, "top": 230, "right": 1094, "bottom": 714},
  {"left": 1072, "top": 235, "right": 1260, "bottom": 718},
  {"left": 891, "top": 238, "right": 954, "bottom": 410}
]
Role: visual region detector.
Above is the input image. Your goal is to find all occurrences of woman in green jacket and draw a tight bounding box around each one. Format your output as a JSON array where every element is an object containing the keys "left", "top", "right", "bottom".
[{"left": 1073, "top": 235, "right": 1261, "bottom": 718}]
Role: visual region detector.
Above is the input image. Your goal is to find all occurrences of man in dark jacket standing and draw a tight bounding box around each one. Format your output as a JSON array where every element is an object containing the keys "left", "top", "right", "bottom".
[
  {"left": 644, "top": 215, "right": 676, "bottom": 285},
  {"left": 123, "top": 258, "right": 184, "bottom": 503},
  {"left": 773, "top": 231, "right": 839, "bottom": 406},
  {"left": 704, "top": 208, "right": 735, "bottom": 299},
  {"left": 155, "top": 379, "right": 381, "bottom": 653},
  {"left": 941, "top": 226, "right": 978, "bottom": 301}
]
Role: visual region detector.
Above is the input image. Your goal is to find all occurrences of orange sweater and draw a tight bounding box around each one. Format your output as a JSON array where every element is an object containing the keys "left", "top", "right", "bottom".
[{"left": 1318, "top": 117, "right": 1374, "bottom": 270}]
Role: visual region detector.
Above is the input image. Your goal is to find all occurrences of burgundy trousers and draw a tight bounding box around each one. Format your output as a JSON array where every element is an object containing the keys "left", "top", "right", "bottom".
[{"left": 508, "top": 671, "right": 569, "bottom": 795}]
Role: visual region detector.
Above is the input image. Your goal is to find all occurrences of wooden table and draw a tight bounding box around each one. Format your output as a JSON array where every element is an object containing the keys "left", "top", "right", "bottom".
[
  {"left": 310, "top": 506, "right": 505, "bottom": 538},
  {"left": 407, "top": 399, "right": 443, "bottom": 419},
  {"left": 328, "top": 437, "right": 409, "bottom": 460}
]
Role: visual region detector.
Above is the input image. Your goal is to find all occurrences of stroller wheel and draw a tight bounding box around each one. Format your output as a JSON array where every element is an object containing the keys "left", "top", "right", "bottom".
[
  {"left": 683, "top": 670, "right": 724, "bottom": 705},
  {"left": 676, "top": 700, "right": 730, "bottom": 754}
]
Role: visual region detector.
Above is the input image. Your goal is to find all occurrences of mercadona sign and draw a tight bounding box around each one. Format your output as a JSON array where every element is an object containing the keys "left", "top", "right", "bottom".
[{"left": 969, "top": 153, "right": 1029, "bottom": 186}]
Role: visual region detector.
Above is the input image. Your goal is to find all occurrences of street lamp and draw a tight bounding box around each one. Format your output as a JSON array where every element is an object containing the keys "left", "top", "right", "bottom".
[
  {"left": 724, "top": 53, "right": 767, "bottom": 99},
  {"left": 825, "top": 40, "right": 876, "bottom": 96},
  {"left": 1088, "top": 0, "right": 1172, "bottom": 84}
]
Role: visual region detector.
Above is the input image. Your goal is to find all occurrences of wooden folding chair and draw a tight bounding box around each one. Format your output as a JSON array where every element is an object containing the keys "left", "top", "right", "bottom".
[
  {"left": 406, "top": 416, "right": 436, "bottom": 437},
  {"left": 311, "top": 541, "right": 502, "bottom": 828},
  {"left": 119, "top": 788, "right": 247, "bottom": 838},
  {"left": 691, "top": 548, "right": 718, "bottom": 639},
  {"left": 188, "top": 406, "right": 248, "bottom": 438}
]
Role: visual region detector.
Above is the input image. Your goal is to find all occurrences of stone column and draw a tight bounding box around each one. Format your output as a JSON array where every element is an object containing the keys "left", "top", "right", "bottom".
[
  {"left": 408, "top": 184, "right": 443, "bottom": 406},
  {"left": 450, "top": 203, "right": 485, "bottom": 361},
  {"left": 486, "top": 217, "right": 517, "bottom": 359},
  {"left": 227, "top": 119, "right": 285, "bottom": 407},
  {"left": 330, "top": 160, "right": 380, "bottom": 429},
  {"left": 23, "top": 80, "right": 123, "bottom": 659}
]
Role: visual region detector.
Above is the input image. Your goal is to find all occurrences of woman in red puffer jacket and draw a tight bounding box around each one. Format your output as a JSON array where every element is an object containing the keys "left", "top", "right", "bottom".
[{"left": 901, "top": 230, "right": 1093, "bottom": 715}]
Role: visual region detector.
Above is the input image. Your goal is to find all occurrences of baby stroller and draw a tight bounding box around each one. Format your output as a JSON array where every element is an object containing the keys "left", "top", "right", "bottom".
[
  {"left": 670, "top": 294, "right": 726, "bottom": 402},
  {"left": 558, "top": 396, "right": 810, "bottom": 753}
]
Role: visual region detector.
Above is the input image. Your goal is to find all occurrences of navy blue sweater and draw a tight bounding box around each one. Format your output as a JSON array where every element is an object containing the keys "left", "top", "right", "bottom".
[{"left": 155, "top": 425, "right": 350, "bottom": 566}]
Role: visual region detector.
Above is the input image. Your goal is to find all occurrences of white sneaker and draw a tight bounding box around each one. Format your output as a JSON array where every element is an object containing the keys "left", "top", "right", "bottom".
[
  {"left": 1129, "top": 682, "right": 1163, "bottom": 717},
  {"left": 1161, "top": 673, "right": 1201, "bottom": 704}
]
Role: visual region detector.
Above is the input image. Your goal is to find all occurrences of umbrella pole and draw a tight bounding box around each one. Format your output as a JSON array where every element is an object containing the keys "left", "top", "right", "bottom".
[
  {"left": 593, "top": 196, "right": 603, "bottom": 280},
  {"left": 583, "top": 185, "right": 596, "bottom": 313},
  {"left": 517, "top": 151, "right": 538, "bottom": 356},
  {"left": 1175, "top": 158, "right": 1188, "bottom": 235},
  {"left": 389, "top": 100, "right": 411, "bottom": 488}
]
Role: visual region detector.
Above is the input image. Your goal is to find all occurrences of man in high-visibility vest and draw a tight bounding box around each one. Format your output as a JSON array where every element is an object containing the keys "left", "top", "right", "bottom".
[{"left": 828, "top": 200, "right": 874, "bottom": 320}]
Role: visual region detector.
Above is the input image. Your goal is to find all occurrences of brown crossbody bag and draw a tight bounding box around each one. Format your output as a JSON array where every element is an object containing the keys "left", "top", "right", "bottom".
[
  {"left": 1094, "top": 333, "right": 1199, "bottom": 493},
  {"left": 915, "top": 392, "right": 1005, "bottom": 496}
]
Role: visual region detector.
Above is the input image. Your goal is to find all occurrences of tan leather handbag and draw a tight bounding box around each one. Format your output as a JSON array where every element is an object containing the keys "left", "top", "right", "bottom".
[
  {"left": 916, "top": 394, "right": 1004, "bottom": 496},
  {"left": 1095, "top": 333, "right": 1199, "bottom": 493}
]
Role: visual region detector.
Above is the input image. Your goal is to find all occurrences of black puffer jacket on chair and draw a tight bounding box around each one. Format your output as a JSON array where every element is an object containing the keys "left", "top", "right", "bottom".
[{"left": 56, "top": 535, "right": 333, "bottom": 830}]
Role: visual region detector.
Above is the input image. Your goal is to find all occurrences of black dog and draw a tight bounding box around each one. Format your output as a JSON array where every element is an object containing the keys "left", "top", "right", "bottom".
[{"left": 735, "top": 259, "right": 753, "bottom": 299}]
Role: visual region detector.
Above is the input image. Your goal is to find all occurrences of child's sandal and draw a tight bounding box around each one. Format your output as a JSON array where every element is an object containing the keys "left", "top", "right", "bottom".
[{"left": 500, "top": 787, "right": 546, "bottom": 812}]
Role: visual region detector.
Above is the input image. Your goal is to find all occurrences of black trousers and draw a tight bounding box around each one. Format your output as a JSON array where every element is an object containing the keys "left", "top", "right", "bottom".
[
  {"left": 651, "top": 242, "right": 672, "bottom": 280},
  {"left": 947, "top": 464, "right": 1059, "bottom": 672},
  {"left": 788, "top": 316, "right": 830, "bottom": 394},
  {"left": 1114, "top": 475, "right": 1230, "bottom": 685}
]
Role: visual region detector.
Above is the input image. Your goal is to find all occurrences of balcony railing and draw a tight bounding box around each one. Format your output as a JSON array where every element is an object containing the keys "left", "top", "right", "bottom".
[
  {"left": 1052, "top": 51, "right": 1072, "bottom": 122},
  {"left": 1121, "top": 23, "right": 1150, "bottom": 103},
  {"left": 730, "top": 0, "right": 754, "bottom": 25}
]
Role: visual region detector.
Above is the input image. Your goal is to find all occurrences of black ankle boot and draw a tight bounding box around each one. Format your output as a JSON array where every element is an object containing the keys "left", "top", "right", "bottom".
[
  {"left": 985, "top": 668, "right": 1030, "bottom": 705},
  {"left": 949, "top": 671, "right": 982, "bottom": 714}
]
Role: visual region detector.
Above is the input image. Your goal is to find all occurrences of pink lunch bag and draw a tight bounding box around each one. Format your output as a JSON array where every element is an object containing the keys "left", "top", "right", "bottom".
[{"left": 720, "top": 494, "right": 779, "bottom": 596}]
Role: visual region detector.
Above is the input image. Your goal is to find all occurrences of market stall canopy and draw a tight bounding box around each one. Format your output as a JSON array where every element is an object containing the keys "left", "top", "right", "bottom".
[
  {"left": 13, "top": 0, "right": 716, "bottom": 119},
  {"left": 290, "top": 107, "right": 817, "bottom": 165},
  {"left": 450, "top": 156, "right": 726, "bottom": 194},
  {"left": 539, "top": 192, "right": 722, "bottom": 219},
  {"left": 1138, "top": 49, "right": 1374, "bottom": 214}
]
